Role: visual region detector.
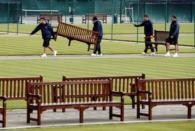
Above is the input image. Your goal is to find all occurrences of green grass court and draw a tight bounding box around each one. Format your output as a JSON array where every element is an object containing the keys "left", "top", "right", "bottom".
[
  {"left": 14, "top": 121, "right": 195, "bottom": 131},
  {"left": 0, "top": 23, "right": 194, "bottom": 46},
  {"left": 2, "top": 57, "right": 195, "bottom": 109},
  {"left": 0, "top": 23, "right": 195, "bottom": 130}
]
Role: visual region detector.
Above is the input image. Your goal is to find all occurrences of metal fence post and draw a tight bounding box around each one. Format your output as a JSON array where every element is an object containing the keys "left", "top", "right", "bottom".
[
  {"left": 136, "top": 0, "right": 140, "bottom": 44},
  {"left": 193, "top": 2, "right": 195, "bottom": 47}
]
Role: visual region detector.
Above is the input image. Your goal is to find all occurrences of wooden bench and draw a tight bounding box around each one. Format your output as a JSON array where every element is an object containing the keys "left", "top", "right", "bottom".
[
  {"left": 0, "top": 97, "right": 6, "bottom": 127},
  {"left": 63, "top": 74, "right": 145, "bottom": 109},
  {"left": 82, "top": 13, "right": 107, "bottom": 24},
  {"left": 37, "top": 13, "right": 62, "bottom": 26},
  {"left": 26, "top": 80, "right": 124, "bottom": 125},
  {"left": 0, "top": 76, "right": 43, "bottom": 127},
  {"left": 136, "top": 78, "right": 195, "bottom": 120},
  {"left": 56, "top": 22, "right": 99, "bottom": 51},
  {"left": 0, "top": 76, "right": 43, "bottom": 100},
  {"left": 151, "top": 30, "right": 177, "bottom": 52}
]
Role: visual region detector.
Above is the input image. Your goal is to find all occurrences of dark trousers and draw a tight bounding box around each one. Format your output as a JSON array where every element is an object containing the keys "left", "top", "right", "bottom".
[
  {"left": 93, "top": 36, "right": 102, "bottom": 54},
  {"left": 144, "top": 37, "right": 154, "bottom": 53}
]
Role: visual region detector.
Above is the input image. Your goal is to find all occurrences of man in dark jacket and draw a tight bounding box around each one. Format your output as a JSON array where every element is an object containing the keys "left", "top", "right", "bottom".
[
  {"left": 30, "top": 17, "right": 57, "bottom": 58},
  {"left": 91, "top": 16, "right": 103, "bottom": 56},
  {"left": 134, "top": 15, "right": 155, "bottom": 55},
  {"left": 165, "top": 15, "right": 180, "bottom": 57}
]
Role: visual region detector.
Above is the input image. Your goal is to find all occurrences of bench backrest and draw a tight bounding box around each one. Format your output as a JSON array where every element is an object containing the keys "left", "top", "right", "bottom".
[
  {"left": 57, "top": 22, "right": 99, "bottom": 44},
  {"left": 38, "top": 13, "right": 62, "bottom": 23},
  {"left": 137, "top": 78, "right": 195, "bottom": 101},
  {"left": 0, "top": 76, "right": 43, "bottom": 100},
  {"left": 85, "top": 13, "right": 107, "bottom": 20},
  {"left": 154, "top": 30, "right": 169, "bottom": 43},
  {"left": 63, "top": 74, "right": 145, "bottom": 94},
  {"left": 27, "top": 80, "right": 112, "bottom": 105}
]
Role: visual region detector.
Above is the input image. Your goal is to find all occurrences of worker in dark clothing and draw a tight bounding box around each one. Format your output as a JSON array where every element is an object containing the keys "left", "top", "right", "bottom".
[
  {"left": 91, "top": 16, "right": 103, "bottom": 56},
  {"left": 134, "top": 15, "right": 155, "bottom": 55},
  {"left": 165, "top": 15, "right": 180, "bottom": 57},
  {"left": 30, "top": 17, "right": 57, "bottom": 58}
]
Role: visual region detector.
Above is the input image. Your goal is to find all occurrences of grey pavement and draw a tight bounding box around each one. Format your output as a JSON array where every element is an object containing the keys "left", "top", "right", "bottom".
[
  {"left": 0, "top": 53, "right": 195, "bottom": 61},
  {"left": 1, "top": 105, "right": 195, "bottom": 130}
]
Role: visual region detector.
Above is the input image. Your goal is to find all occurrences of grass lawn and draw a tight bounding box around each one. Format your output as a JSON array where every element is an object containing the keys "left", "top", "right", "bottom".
[
  {"left": 0, "top": 23, "right": 194, "bottom": 34},
  {"left": 1, "top": 57, "right": 195, "bottom": 108},
  {"left": 15, "top": 121, "right": 195, "bottom": 131},
  {"left": 0, "top": 35, "right": 194, "bottom": 56},
  {"left": 0, "top": 23, "right": 194, "bottom": 46}
]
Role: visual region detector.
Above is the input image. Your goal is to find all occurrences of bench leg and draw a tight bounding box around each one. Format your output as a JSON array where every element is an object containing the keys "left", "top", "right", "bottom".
[
  {"left": 37, "top": 109, "right": 41, "bottom": 125},
  {"left": 148, "top": 104, "right": 152, "bottom": 120},
  {"left": 109, "top": 106, "right": 113, "bottom": 120},
  {"left": 27, "top": 108, "right": 31, "bottom": 123},
  {"left": 79, "top": 109, "right": 84, "bottom": 123},
  {"left": 121, "top": 104, "right": 124, "bottom": 121},
  {"left": 142, "top": 104, "right": 145, "bottom": 109},
  {"left": 2, "top": 108, "right": 6, "bottom": 127},
  {"left": 130, "top": 96, "right": 135, "bottom": 109},
  {"left": 103, "top": 106, "right": 106, "bottom": 110},
  {"left": 187, "top": 105, "right": 192, "bottom": 119},
  {"left": 137, "top": 102, "right": 140, "bottom": 118},
  {"left": 62, "top": 108, "right": 66, "bottom": 112}
]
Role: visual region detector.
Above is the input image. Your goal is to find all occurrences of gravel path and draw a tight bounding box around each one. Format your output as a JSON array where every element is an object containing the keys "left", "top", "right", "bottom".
[
  {"left": 0, "top": 53, "right": 194, "bottom": 61},
  {"left": 2, "top": 105, "right": 195, "bottom": 130}
]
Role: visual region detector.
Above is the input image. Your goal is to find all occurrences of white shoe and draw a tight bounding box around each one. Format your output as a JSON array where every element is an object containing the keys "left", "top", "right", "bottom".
[
  {"left": 41, "top": 53, "right": 47, "bottom": 58},
  {"left": 53, "top": 50, "right": 57, "bottom": 56},
  {"left": 150, "top": 52, "right": 156, "bottom": 56},
  {"left": 164, "top": 52, "right": 171, "bottom": 57},
  {"left": 142, "top": 52, "right": 146, "bottom": 55},
  {"left": 173, "top": 53, "right": 179, "bottom": 57},
  {"left": 97, "top": 54, "right": 103, "bottom": 57},
  {"left": 91, "top": 53, "right": 97, "bottom": 56}
]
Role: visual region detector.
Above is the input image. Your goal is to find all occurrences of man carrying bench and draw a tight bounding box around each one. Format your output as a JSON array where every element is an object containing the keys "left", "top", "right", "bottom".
[{"left": 134, "top": 15, "right": 155, "bottom": 56}]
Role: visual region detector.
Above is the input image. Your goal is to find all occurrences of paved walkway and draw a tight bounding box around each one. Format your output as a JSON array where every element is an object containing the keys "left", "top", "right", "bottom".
[
  {"left": 0, "top": 53, "right": 195, "bottom": 60},
  {"left": 1, "top": 105, "right": 195, "bottom": 130}
]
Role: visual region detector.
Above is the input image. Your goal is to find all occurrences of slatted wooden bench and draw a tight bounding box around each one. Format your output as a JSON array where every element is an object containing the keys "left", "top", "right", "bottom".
[
  {"left": 26, "top": 80, "right": 124, "bottom": 125},
  {"left": 0, "top": 76, "right": 43, "bottom": 127},
  {"left": 151, "top": 30, "right": 177, "bottom": 52},
  {"left": 82, "top": 13, "right": 107, "bottom": 24},
  {"left": 136, "top": 78, "right": 195, "bottom": 120},
  {"left": 63, "top": 74, "right": 145, "bottom": 109},
  {"left": 0, "top": 97, "right": 6, "bottom": 127},
  {"left": 56, "top": 22, "right": 99, "bottom": 51},
  {"left": 0, "top": 76, "right": 43, "bottom": 101}
]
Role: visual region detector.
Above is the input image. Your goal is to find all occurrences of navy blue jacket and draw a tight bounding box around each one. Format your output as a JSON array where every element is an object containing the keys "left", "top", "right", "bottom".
[
  {"left": 30, "top": 23, "right": 55, "bottom": 40},
  {"left": 169, "top": 21, "right": 179, "bottom": 39},
  {"left": 93, "top": 20, "right": 103, "bottom": 37},
  {"left": 135, "top": 20, "right": 153, "bottom": 36}
]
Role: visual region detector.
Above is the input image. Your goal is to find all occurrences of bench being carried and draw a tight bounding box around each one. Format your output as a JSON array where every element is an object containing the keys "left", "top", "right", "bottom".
[
  {"left": 27, "top": 80, "right": 124, "bottom": 125},
  {"left": 82, "top": 13, "right": 107, "bottom": 24},
  {"left": 0, "top": 76, "right": 43, "bottom": 127},
  {"left": 56, "top": 22, "right": 99, "bottom": 51},
  {"left": 63, "top": 74, "right": 145, "bottom": 109},
  {"left": 151, "top": 30, "right": 177, "bottom": 52},
  {"left": 136, "top": 78, "right": 195, "bottom": 120}
]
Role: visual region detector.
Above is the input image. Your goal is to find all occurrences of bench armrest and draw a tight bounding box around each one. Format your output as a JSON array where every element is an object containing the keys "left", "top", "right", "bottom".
[
  {"left": 138, "top": 90, "right": 152, "bottom": 95},
  {"left": 27, "top": 93, "right": 41, "bottom": 99},
  {"left": 0, "top": 96, "right": 7, "bottom": 101},
  {"left": 111, "top": 91, "right": 124, "bottom": 104},
  {"left": 111, "top": 91, "right": 124, "bottom": 97}
]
